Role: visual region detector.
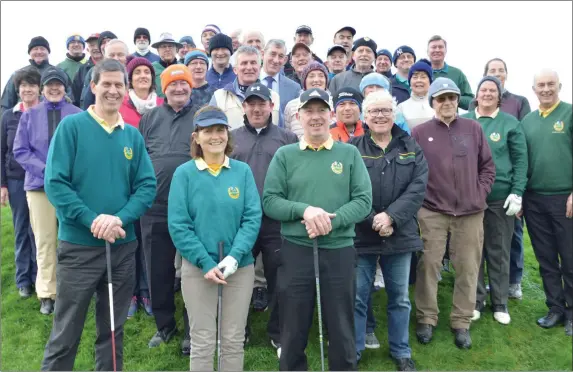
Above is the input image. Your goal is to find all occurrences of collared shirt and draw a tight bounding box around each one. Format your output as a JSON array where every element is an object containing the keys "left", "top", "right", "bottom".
[
  {"left": 475, "top": 107, "right": 500, "bottom": 119},
  {"left": 299, "top": 135, "right": 334, "bottom": 151},
  {"left": 395, "top": 73, "right": 410, "bottom": 87},
  {"left": 195, "top": 156, "right": 231, "bottom": 177},
  {"left": 87, "top": 105, "right": 125, "bottom": 134},
  {"left": 433, "top": 62, "right": 449, "bottom": 74},
  {"left": 260, "top": 70, "right": 281, "bottom": 95},
  {"left": 539, "top": 100, "right": 561, "bottom": 118}
]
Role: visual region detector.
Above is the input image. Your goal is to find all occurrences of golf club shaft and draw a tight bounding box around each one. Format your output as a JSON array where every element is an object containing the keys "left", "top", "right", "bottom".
[
  {"left": 313, "top": 238, "right": 325, "bottom": 372},
  {"left": 105, "top": 241, "right": 117, "bottom": 372},
  {"left": 217, "top": 241, "right": 224, "bottom": 371}
]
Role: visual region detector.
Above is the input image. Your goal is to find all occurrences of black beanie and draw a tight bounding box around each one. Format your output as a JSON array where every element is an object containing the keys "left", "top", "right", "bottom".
[
  {"left": 28, "top": 36, "right": 50, "bottom": 54},
  {"left": 208, "top": 33, "right": 233, "bottom": 55},
  {"left": 98, "top": 31, "right": 117, "bottom": 51},
  {"left": 133, "top": 27, "right": 151, "bottom": 44}
]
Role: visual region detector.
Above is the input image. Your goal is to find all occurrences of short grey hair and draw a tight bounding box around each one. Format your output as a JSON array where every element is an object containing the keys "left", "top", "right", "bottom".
[
  {"left": 230, "top": 29, "right": 242, "bottom": 38},
  {"left": 104, "top": 39, "right": 129, "bottom": 56},
  {"left": 533, "top": 68, "right": 560, "bottom": 85},
  {"left": 235, "top": 45, "right": 261, "bottom": 65},
  {"left": 264, "top": 39, "right": 287, "bottom": 54},
  {"left": 363, "top": 90, "right": 397, "bottom": 121},
  {"left": 240, "top": 29, "right": 265, "bottom": 45},
  {"left": 91, "top": 59, "right": 128, "bottom": 85}
]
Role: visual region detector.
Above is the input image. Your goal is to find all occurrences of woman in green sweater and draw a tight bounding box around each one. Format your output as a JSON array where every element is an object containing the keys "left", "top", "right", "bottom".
[
  {"left": 168, "top": 106, "right": 262, "bottom": 371},
  {"left": 461, "top": 76, "right": 528, "bottom": 325}
]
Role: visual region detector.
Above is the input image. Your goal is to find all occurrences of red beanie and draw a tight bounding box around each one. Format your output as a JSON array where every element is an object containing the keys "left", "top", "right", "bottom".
[{"left": 126, "top": 57, "right": 155, "bottom": 83}]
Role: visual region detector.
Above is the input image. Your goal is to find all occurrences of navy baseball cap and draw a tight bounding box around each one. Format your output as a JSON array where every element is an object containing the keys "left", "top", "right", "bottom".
[
  {"left": 296, "top": 25, "right": 312, "bottom": 34},
  {"left": 193, "top": 109, "right": 230, "bottom": 128},
  {"left": 327, "top": 44, "right": 346, "bottom": 57},
  {"left": 298, "top": 88, "right": 332, "bottom": 111},
  {"left": 245, "top": 82, "right": 272, "bottom": 101},
  {"left": 335, "top": 26, "right": 356, "bottom": 37}
]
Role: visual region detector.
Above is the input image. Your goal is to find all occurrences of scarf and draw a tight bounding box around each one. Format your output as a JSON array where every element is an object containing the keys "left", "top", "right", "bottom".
[{"left": 129, "top": 90, "right": 158, "bottom": 116}]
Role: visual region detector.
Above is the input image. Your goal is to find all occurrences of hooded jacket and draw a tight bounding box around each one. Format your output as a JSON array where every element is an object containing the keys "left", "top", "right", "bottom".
[{"left": 12, "top": 97, "right": 82, "bottom": 191}]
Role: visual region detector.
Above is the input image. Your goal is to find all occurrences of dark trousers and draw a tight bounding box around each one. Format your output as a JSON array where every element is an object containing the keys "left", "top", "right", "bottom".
[
  {"left": 509, "top": 217, "right": 524, "bottom": 284},
  {"left": 249, "top": 223, "right": 282, "bottom": 342},
  {"left": 523, "top": 191, "right": 573, "bottom": 319},
  {"left": 133, "top": 220, "right": 149, "bottom": 297},
  {"left": 278, "top": 240, "right": 357, "bottom": 371},
  {"left": 41, "top": 240, "right": 136, "bottom": 371},
  {"left": 141, "top": 214, "right": 189, "bottom": 333},
  {"left": 7, "top": 178, "right": 37, "bottom": 288},
  {"left": 477, "top": 200, "right": 515, "bottom": 306}
]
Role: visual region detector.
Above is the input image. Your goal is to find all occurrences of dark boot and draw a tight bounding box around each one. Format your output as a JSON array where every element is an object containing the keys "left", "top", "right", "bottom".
[
  {"left": 537, "top": 311, "right": 564, "bottom": 329},
  {"left": 452, "top": 328, "right": 472, "bottom": 349},
  {"left": 415, "top": 323, "right": 434, "bottom": 345}
]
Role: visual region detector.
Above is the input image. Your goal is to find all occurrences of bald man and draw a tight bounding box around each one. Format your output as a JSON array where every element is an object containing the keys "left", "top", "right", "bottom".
[{"left": 520, "top": 69, "right": 572, "bottom": 336}]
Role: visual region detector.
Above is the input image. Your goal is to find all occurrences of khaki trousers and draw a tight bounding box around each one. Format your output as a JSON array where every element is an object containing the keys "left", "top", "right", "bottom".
[
  {"left": 182, "top": 259, "right": 254, "bottom": 371},
  {"left": 415, "top": 207, "right": 484, "bottom": 329},
  {"left": 26, "top": 190, "right": 57, "bottom": 299}
]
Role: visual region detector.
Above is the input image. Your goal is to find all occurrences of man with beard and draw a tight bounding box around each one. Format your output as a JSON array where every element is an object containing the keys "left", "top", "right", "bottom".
[
  {"left": 57, "top": 34, "right": 89, "bottom": 81},
  {"left": 1, "top": 36, "right": 73, "bottom": 113},
  {"left": 390, "top": 46, "right": 417, "bottom": 104},
  {"left": 329, "top": 37, "right": 376, "bottom": 94},
  {"left": 151, "top": 33, "right": 182, "bottom": 98},
  {"left": 132, "top": 27, "right": 160, "bottom": 63}
]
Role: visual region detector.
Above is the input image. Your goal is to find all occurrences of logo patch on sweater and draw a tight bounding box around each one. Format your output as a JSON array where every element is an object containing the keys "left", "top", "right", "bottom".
[
  {"left": 553, "top": 121, "right": 564, "bottom": 133},
  {"left": 123, "top": 147, "right": 133, "bottom": 160},
  {"left": 331, "top": 161, "right": 343, "bottom": 174},
  {"left": 228, "top": 187, "right": 240, "bottom": 199},
  {"left": 489, "top": 132, "right": 501, "bottom": 142}
]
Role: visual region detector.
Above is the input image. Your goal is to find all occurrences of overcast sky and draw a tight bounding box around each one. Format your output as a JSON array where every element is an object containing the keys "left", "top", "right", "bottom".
[{"left": 1, "top": 0, "right": 572, "bottom": 108}]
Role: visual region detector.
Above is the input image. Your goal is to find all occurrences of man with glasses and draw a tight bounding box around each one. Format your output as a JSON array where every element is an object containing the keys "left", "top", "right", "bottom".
[
  {"left": 151, "top": 33, "right": 181, "bottom": 98},
  {"left": 411, "top": 77, "right": 496, "bottom": 350}
]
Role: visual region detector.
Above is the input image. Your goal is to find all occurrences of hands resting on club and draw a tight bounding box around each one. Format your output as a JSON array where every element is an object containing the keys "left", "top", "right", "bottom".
[{"left": 91, "top": 214, "right": 125, "bottom": 243}]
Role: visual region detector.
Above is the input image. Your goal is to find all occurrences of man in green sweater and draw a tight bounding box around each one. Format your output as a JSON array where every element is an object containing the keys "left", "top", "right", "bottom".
[
  {"left": 41, "top": 59, "right": 157, "bottom": 370},
  {"left": 427, "top": 35, "right": 474, "bottom": 110},
  {"left": 263, "top": 88, "right": 372, "bottom": 371},
  {"left": 462, "top": 76, "right": 528, "bottom": 325},
  {"left": 520, "top": 69, "right": 573, "bottom": 336}
]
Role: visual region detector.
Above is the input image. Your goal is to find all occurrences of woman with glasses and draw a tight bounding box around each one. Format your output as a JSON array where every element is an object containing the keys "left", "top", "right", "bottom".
[{"left": 349, "top": 90, "right": 429, "bottom": 371}]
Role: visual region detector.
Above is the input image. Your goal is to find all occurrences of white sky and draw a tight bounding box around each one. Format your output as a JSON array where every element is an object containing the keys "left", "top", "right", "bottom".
[{"left": 1, "top": 0, "right": 572, "bottom": 108}]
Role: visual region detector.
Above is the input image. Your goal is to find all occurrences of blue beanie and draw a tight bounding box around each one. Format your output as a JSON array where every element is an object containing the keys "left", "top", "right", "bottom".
[
  {"left": 376, "top": 49, "right": 392, "bottom": 60},
  {"left": 359, "top": 72, "right": 391, "bottom": 95},
  {"left": 66, "top": 34, "right": 85, "bottom": 49},
  {"left": 179, "top": 36, "right": 196, "bottom": 47},
  {"left": 184, "top": 49, "right": 209, "bottom": 66},
  {"left": 393, "top": 45, "right": 416, "bottom": 66},
  {"left": 408, "top": 59, "right": 433, "bottom": 85}
]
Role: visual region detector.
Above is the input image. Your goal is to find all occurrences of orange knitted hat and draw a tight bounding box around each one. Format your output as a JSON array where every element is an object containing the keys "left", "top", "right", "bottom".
[{"left": 160, "top": 64, "right": 193, "bottom": 94}]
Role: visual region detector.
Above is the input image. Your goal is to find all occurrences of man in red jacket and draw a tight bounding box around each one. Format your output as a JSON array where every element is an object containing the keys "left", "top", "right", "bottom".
[{"left": 411, "top": 77, "right": 495, "bottom": 350}]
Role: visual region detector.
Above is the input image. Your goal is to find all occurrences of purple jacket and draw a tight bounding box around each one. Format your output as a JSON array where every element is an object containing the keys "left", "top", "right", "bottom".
[{"left": 13, "top": 97, "right": 82, "bottom": 191}]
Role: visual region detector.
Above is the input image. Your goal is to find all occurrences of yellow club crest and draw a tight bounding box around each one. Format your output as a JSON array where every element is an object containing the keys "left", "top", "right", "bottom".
[
  {"left": 553, "top": 120, "right": 564, "bottom": 132},
  {"left": 228, "top": 187, "right": 240, "bottom": 199},
  {"left": 331, "top": 161, "right": 343, "bottom": 175},
  {"left": 123, "top": 147, "right": 133, "bottom": 160},
  {"left": 489, "top": 132, "right": 501, "bottom": 142}
]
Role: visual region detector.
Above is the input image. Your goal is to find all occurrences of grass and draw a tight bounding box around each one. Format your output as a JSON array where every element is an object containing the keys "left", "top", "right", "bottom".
[{"left": 1, "top": 206, "right": 572, "bottom": 371}]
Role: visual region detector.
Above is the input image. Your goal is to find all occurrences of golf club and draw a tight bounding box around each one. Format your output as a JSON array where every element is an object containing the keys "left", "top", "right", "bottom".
[
  {"left": 217, "top": 241, "right": 224, "bottom": 371},
  {"left": 313, "top": 238, "right": 325, "bottom": 372},
  {"left": 105, "top": 241, "right": 117, "bottom": 372}
]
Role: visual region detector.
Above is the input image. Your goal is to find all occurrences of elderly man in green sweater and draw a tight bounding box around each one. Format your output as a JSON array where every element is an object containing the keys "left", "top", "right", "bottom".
[
  {"left": 263, "top": 88, "right": 372, "bottom": 371},
  {"left": 41, "top": 59, "right": 157, "bottom": 370}
]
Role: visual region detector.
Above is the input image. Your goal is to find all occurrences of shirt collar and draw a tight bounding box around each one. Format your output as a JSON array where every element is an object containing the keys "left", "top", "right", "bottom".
[
  {"left": 260, "top": 70, "right": 280, "bottom": 81},
  {"left": 539, "top": 100, "right": 561, "bottom": 118},
  {"left": 396, "top": 73, "right": 409, "bottom": 85},
  {"left": 88, "top": 105, "right": 125, "bottom": 129},
  {"left": 195, "top": 156, "right": 231, "bottom": 171},
  {"left": 299, "top": 135, "right": 334, "bottom": 151},
  {"left": 475, "top": 108, "right": 499, "bottom": 119},
  {"left": 433, "top": 62, "right": 449, "bottom": 74}
]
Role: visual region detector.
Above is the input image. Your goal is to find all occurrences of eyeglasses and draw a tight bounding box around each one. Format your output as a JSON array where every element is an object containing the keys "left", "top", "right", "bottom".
[
  {"left": 367, "top": 108, "right": 393, "bottom": 116},
  {"left": 435, "top": 95, "right": 458, "bottom": 103}
]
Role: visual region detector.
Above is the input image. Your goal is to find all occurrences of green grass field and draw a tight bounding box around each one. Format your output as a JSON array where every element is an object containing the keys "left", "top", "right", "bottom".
[{"left": 1, "top": 206, "right": 571, "bottom": 371}]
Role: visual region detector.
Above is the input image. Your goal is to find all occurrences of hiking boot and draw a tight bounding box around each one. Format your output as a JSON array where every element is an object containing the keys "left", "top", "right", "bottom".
[
  {"left": 18, "top": 286, "right": 33, "bottom": 299},
  {"left": 252, "top": 287, "right": 268, "bottom": 312},
  {"left": 181, "top": 334, "right": 191, "bottom": 355},
  {"left": 508, "top": 283, "right": 523, "bottom": 300},
  {"left": 537, "top": 311, "right": 564, "bottom": 329},
  {"left": 40, "top": 298, "right": 54, "bottom": 315},
  {"left": 472, "top": 300, "right": 486, "bottom": 321},
  {"left": 365, "top": 332, "right": 380, "bottom": 349},
  {"left": 452, "top": 328, "right": 472, "bottom": 349},
  {"left": 148, "top": 325, "right": 177, "bottom": 348},
  {"left": 395, "top": 358, "right": 417, "bottom": 371},
  {"left": 415, "top": 323, "right": 434, "bottom": 345},
  {"left": 127, "top": 296, "right": 138, "bottom": 319},
  {"left": 271, "top": 339, "right": 281, "bottom": 359},
  {"left": 140, "top": 296, "right": 153, "bottom": 316},
  {"left": 492, "top": 304, "right": 511, "bottom": 325}
]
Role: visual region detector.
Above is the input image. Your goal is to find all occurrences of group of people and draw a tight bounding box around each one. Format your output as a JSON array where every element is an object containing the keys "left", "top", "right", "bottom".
[{"left": 0, "top": 23, "right": 571, "bottom": 372}]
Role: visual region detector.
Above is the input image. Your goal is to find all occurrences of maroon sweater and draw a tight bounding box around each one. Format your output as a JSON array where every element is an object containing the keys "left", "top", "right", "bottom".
[{"left": 412, "top": 117, "right": 496, "bottom": 216}]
